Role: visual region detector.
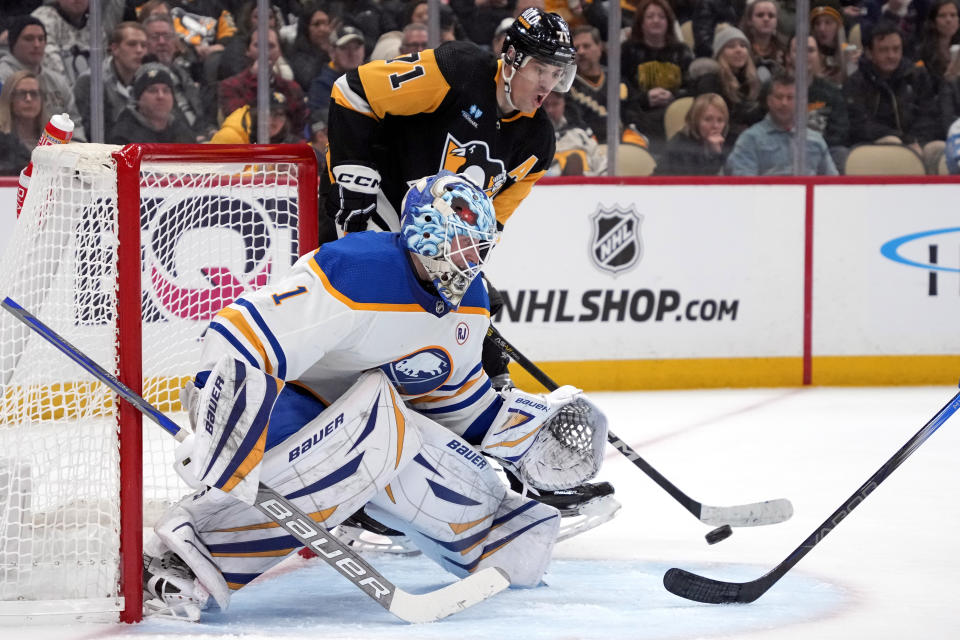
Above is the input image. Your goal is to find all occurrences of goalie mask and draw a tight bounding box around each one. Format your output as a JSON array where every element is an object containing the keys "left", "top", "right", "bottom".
[
  {"left": 501, "top": 8, "right": 576, "bottom": 108},
  {"left": 401, "top": 171, "right": 498, "bottom": 309}
]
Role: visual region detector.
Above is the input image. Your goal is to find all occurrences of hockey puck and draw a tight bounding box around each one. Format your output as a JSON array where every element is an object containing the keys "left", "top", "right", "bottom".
[{"left": 705, "top": 524, "right": 733, "bottom": 545}]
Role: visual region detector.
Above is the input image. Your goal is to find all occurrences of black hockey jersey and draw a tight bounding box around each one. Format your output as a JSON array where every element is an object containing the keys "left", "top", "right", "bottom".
[{"left": 327, "top": 41, "right": 555, "bottom": 227}]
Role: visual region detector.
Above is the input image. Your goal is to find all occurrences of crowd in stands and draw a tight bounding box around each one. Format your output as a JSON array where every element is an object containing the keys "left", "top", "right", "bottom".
[{"left": 1, "top": 0, "right": 960, "bottom": 176}]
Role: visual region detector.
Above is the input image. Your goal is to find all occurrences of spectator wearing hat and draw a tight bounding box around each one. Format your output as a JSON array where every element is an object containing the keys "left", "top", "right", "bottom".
[
  {"left": 75, "top": 21, "right": 147, "bottom": 136},
  {"left": 210, "top": 91, "right": 300, "bottom": 143},
  {"left": 811, "top": 0, "right": 856, "bottom": 86},
  {"left": 0, "top": 15, "right": 85, "bottom": 141},
  {"left": 691, "top": 27, "right": 764, "bottom": 145},
  {"left": 692, "top": 0, "right": 747, "bottom": 58},
  {"left": 142, "top": 13, "right": 215, "bottom": 140},
  {"left": 307, "top": 25, "right": 366, "bottom": 122},
  {"left": 107, "top": 62, "right": 195, "bottom": 143},
  {"left": 218, "top": 27, "right": 307, "bottom": 134}
]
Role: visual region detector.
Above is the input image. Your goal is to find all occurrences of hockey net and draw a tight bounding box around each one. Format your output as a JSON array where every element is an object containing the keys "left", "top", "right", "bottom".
[{"left": 0, "top": 143, "right": 317, "bottom": 621}]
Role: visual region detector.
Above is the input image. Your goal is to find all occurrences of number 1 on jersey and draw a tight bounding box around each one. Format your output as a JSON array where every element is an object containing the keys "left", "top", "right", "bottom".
[{"left": 272, "top": 286, "right": 307, "bottom": 305}]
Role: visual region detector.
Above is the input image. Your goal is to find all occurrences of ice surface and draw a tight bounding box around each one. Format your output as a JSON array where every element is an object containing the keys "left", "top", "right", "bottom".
[{"left": 4, "top": 386, "right": 959, "bottom": 639}]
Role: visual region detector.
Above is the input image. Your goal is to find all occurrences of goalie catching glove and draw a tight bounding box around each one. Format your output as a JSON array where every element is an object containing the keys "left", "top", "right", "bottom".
[
  {"left": 175, "top": 354, "right": 284, "bottom": 505},
  {"left": 481, "top": 385, "right": 608, "bottom": 491}
]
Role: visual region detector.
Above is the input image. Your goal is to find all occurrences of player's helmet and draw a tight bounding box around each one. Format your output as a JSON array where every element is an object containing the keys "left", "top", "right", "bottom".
[
  {"left": 400, "top": 171, "right": 498, "bottom": 309},
  {"left": 501, "top": 8, "right": 576, "bottom": 92}
]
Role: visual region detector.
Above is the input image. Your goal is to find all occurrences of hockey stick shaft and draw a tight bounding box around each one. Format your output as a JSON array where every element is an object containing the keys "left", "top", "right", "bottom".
[
  {"left": 663, "top": 387, "right": 960, "bottom": 604},
  {"left": 487, "top": 324, "right": 792, "bottom": 527},
  {"left": 3, "top": 297, "right": 508, "bottom": 623}
]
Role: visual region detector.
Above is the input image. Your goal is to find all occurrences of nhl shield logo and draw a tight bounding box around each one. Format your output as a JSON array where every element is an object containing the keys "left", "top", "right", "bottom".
[{"left": 590, "top": 205, "right": 643, "bottom": 275}]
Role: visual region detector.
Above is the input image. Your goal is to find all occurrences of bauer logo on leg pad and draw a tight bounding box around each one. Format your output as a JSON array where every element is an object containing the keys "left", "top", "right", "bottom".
[
  {"left": 288, "top": 413, "right": 345, "bottom": 462},
  {"left": 204, "top": 375, "right": 224, "bottom": 435},
  {"left": 445, "top": 439, "right": 488, "bottom": 470}
]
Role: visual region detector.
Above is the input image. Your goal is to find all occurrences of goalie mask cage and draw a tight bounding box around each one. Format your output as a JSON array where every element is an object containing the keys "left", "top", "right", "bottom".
[{"left": 0, "top": 143, "right": 318, "bottom": 622}]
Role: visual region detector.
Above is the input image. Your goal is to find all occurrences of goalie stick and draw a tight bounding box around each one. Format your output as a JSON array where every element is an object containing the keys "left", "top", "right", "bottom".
[
  {"left": 2, "top": 297, "right": 509, "bottom": 624},
  {"left": 663, "top": 387, "right": 960, "bottom": 604},
  {"left": 486, "top": 324, "right": 793, "bottom": 528}
]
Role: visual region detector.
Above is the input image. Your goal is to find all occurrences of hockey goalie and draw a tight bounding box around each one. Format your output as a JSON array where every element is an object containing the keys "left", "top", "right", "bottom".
[{"left": 142, "top": 171, "right": 610, "bottom": 620}]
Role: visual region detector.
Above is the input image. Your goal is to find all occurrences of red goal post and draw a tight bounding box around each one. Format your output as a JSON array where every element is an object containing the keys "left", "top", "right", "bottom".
[{"left": 0, "top": 143, "right": 317, "bottom": 622}]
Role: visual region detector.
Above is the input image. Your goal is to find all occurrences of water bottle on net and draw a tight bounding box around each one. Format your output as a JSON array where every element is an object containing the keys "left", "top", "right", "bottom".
[{"left": 16, "top": 113, "right": 75, "bottom": 218}]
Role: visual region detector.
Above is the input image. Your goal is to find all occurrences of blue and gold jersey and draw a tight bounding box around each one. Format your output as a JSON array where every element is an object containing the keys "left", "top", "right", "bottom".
[{"left": 200, "top": 232, "right": 501, "bottom": 444}]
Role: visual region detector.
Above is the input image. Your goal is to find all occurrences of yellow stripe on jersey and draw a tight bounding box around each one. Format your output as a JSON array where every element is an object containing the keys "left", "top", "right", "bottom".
[
  {"left": 216, "top": 306, "right": 273, "bottom": 375},
  {"left": 494, "top": 169, "right": 546, "bottom": 225},
  {"left": 358, "top": 50, "right": 451, "bottom": 120}
]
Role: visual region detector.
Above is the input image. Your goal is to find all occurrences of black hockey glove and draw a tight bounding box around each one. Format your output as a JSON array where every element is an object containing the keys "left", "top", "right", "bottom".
[{"left": 330, "top": 164, "right": 381, "bottom": 234}]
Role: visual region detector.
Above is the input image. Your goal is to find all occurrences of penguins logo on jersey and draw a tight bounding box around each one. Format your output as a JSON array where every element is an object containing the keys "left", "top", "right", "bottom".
[
  {"left": 441, "top": 133, "right": 507, "bottom": 196},
  {"left": 380, "top": 346, "right": 453, "bottom": 396}
]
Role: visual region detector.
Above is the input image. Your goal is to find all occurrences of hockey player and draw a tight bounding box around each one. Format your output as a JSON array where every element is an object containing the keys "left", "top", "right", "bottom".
[
  {"left": 322, "top": 8, "right": 616, "bottom": 523},
  {"left": 322, "top": 7, "right": 575, "bottom": 239},
  {"left": 142, "top": 172, "right": 609, "bottom": 620}
]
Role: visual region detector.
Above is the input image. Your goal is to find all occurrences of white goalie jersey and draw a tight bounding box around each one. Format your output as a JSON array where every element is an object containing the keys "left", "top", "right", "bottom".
[{"left": 199, "top": 230, "right": 504, "bottom": 446}]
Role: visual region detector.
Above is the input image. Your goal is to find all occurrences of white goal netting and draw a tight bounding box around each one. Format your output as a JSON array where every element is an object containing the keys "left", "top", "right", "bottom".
[{"left": 0, "top": 143, "right": 313, "bottom": 619}]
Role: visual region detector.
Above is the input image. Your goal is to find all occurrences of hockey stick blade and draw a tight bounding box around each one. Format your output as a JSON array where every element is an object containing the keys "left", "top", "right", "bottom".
[
  {"left": 698, "top": 499, "right": 794, "bottom": 527},
  {"left": 663, "top": 568, "right": 766, "bottom": 604},
  {"left": 2, "top": 296, "right": 510, "bottom": 623},
  {"left": 663, "top": 388, "right": 960, "bottom": 604},
  {"left": 488, "top": 325, "right": 793, "bottom": 528}
]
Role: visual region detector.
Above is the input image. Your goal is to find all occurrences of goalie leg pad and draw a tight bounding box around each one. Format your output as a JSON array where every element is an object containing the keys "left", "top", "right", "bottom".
[
  {"left": 155, "top": 370, "right": 424, "bottom": 601},
  {"left": 366, "top": 412, "right": 560, "bottom": 587}
]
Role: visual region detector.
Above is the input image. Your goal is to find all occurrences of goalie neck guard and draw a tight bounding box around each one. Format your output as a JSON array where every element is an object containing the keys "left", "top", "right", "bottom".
[{"left": 400, "top": 171, "right": 498, "bottom": 309}]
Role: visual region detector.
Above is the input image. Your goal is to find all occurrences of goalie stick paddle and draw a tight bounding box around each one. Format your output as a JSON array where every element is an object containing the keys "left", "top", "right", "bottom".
[
  {"left": 2, "top": 297, "right": 509, "bottom": 623},
  {"left": 486, "top": 324, "right": 793, "bottom": 528},
  {"left": 663, "top": 387, "right": 960, "bottom": 604}
]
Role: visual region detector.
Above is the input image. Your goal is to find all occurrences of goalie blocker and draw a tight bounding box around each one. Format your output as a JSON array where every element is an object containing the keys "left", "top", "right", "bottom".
[{"left": 146, "top": 360, "right": 574, "bottom": 618}]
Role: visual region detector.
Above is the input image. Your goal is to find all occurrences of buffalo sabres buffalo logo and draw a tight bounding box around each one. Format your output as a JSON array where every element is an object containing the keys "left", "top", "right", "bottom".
[
  {"left": 440, "top": 133, "right": 507, "bottom": 196},
  {"left": 381, "top": 346, "right": 453, "bottom": 396},
  {"left": 590, "top": 205, "right": 643, "bottom": 275}
]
